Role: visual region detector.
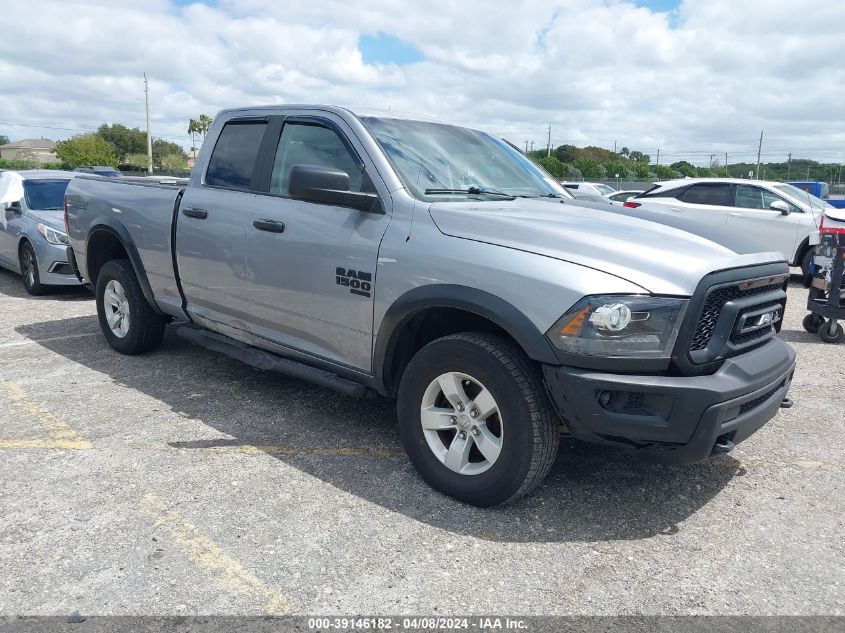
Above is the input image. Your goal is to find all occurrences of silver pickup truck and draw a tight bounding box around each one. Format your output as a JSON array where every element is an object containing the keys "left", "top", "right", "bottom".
[{"left": 65, "top": 105, "right": 796, "bottom": 506}]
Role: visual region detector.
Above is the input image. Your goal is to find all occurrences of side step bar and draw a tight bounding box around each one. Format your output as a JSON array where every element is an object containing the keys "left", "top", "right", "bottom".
[{"left": 176, "top": 326, "right": 371, "bottom": 398}]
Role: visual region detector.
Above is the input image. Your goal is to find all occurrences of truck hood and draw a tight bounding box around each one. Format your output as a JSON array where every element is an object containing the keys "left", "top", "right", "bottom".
[
  {"left": 428, "top": 199, "right": 785, "bottom": 296},
  {"left": 25, "top": 209, "right": 65, "bottom": 231}
]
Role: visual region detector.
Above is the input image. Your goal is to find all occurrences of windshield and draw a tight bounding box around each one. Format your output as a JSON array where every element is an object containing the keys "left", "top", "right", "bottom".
[
  {"left": 23, "top": 179, "right": 70, "bottom": 210},
  {"left": 593, "top": 183, "right": 615, "bottom": 195},
  {"left": 773, "top": 183, "right": 836, "bottom": 210},
  {"left": 360, "top": 117, "right": 570, "bottom": 201}
]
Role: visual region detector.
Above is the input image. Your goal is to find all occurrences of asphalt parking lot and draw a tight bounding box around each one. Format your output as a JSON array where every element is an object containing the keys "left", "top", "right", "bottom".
[{"left": 0, "top": 268, "right": 842, "bottom": 617}]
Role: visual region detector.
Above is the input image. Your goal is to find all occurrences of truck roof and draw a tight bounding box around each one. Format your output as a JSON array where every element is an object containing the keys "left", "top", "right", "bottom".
[{"left": 214, "top": 104, "right": 475, "bottom": 128}]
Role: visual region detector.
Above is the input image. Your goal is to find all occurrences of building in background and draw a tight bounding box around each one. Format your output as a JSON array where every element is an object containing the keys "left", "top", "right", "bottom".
[{"left": 0, "top": 139, "right": 60, "bottom": 164}]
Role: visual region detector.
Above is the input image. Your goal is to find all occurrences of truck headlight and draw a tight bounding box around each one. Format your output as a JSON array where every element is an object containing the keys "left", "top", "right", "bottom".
[
  {"left": 547, "top": 295, "right": 688, "bottom": 358},
  {"left": 37, "top": 223, "right": 69, "bottom": 245}
]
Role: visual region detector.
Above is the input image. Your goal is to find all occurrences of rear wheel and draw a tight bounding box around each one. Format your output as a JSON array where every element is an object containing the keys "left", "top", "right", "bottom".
[
  {"left": 95, "top": 259, "right": 166, "bottom": 354},
  {"left": 397, "top": 333, "right": 559, "bottom": 507},
  {"left": 19, "top": 241, "right": 47, "bottom": 296},
  {"left": 802, "top": 313, "right": 824, "bottom": 334}
]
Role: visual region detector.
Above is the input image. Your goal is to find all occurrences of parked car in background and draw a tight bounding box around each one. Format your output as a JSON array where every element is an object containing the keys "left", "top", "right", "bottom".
[
  {"left": 0, "top": 170, "right": 82, "bottom": 294},
  {"left": 606, "top": 189, "right": 644, "bottom": 203},
  {"left": 74, "top": 166, "right": 122, "bottom": 178},
  {"left": 620, "top": 178, "right": 826, "bottom": 275},
  {"left": 561, "top": 181, "right": 615, "bottom": 196},
  {"left": 789, "top": 181, "right": 845, "bottom": 209},
  {"left": 66, "top": 105, "right": 795, "bottom": 506}
]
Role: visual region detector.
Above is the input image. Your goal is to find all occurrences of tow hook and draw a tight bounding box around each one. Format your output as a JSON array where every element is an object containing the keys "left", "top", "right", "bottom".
[
  {"left": 780, "top": 397, "right": 794, "bottom": 409},
  {"left": 712, "top": 437, "right": 735, "bottom": 456}
]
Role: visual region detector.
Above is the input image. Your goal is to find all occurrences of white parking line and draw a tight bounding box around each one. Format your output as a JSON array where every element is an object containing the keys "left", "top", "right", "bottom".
[{"left": 0, "top": 332, "right": 98, "bottom": 349}]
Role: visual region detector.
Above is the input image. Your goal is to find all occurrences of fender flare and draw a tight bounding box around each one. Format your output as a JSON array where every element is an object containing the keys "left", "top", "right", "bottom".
[
  {"left": 85, "top": 217, "right": 163, "bottom": 315},
  {"left": 373, "top": 284, "right": 559, "bottom": 392}
]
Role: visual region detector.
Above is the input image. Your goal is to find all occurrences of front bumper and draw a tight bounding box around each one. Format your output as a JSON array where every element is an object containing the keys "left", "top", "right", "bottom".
[
  {"left": 542, "top": 338, "right": 796, "bottom": 464},
  {"left": 33, "top": 239, "right": 82, "bottom": 287}
]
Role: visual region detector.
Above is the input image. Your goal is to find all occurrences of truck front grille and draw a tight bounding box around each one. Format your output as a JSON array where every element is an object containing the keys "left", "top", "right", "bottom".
[{"left": 689, "top": 281, "right": 784, "bottom": 353}]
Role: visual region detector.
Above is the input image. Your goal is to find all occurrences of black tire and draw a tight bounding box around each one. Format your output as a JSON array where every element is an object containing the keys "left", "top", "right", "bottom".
[
  {"left": 802, "top": 313, "right": 824, "bottom": 334},
  {"left": 95, "top": 259, "right": 166, "bottom": 355},
  {"left": 19, "top": 241, "right": 48, "bottom": 296},
  {"left": 397, "top": 332, "right": 559, "bottom": 507},
  {"left": 800, "top": 248, "right": 814, "bottom": 279},
  {"left": 818, "top": 320, "right": 844, "bottom": 344}
]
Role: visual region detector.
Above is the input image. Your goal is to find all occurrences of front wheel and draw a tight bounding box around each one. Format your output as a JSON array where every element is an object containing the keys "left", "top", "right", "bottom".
[
  {"left": 397, "top": 333, "right": 559, "bottom": 507},
  {"left": 95, "top": 259, "right": 166, "bottom": 354},
  {"left": 19, "top": 241, "right": 47, "bottom": 296},
  {"left": 818, "top": 320, "right": 844, "bottom": 344}
]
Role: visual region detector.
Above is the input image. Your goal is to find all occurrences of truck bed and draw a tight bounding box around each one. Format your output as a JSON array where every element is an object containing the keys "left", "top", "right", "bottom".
[{"left": 65, "top": 175, "right": 186, "bottom": 317}]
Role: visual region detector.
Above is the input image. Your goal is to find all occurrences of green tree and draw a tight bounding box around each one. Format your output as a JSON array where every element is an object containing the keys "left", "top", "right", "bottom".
[
  {"left": 152, "top": 138, "right": 188, "bottom": 170},
  {"left": 561, "top": 164, "right": 582, "bottom": 179},
  {"left": 670, "top": 161, "right": 696, "bottom": 177},
  {"left": 553, "top": 144, "right": 579, "bottom": 164},
  {"left": 628, "top": 150, "right": 649, "bottom": 164},
  {"left": 55, "top": 134, "right": 118, "bottom": 169},
  {"left": 123, "top": 154, "right": 149, "bottom": 169},
  {"left": 537, "top": 155, "right": 565, "bottom": 178},
  {"left": 632, "top": 161, "right": 650, "bottom": 178},
  {"left": 188, "top": 118, "right": 201, "bottom": 157},
  {"left": 653, "top": 165, "right": 679, "bottom": 180},
  {"left": 604, "top": 160, "right": 629, "bottom": 179},
  {"left": 572, "top": 156, "right": 603, "bottom": 178},
  {"left": 620, "top": 146, "right": 630, "bottom": 157},
  {"left": 0, "top": 135, "right": 9, "bottom": 146},
  {"left": 97, "top": 124, "right": 147, "bottom": 162},
  {"left": 197, "top": 114, "right": 212, "bottom": 138}
]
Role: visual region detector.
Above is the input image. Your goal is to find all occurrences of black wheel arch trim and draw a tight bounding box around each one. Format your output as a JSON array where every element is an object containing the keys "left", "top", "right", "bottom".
[
  {"left": 84, "top": 218, "right": 164, "bottom": 315},
  {"left": 373, "top": 285, "right": 559, "bottom": 393}
]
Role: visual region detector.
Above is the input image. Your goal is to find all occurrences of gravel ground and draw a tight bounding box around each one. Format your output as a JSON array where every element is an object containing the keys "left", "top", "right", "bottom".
[{"left": 0, "top": 268, "right": 842, "bottom": 617}]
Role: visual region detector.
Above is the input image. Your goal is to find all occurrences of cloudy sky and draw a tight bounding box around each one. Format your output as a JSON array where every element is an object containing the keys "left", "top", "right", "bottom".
[{"left": 1, "top": 0, "right": 843, "bottom": 166}]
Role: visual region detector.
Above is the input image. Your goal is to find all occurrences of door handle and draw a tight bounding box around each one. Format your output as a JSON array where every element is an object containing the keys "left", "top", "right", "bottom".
[
  {"left": 253, "top": 219, "right": 285, "bottom": 233},
  {"left": 183, "top": 207, "right": 208, "bottom": 219}
]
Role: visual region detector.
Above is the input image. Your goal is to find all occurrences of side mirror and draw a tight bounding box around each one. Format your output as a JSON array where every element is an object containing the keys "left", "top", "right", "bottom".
[
  {"left": 288, "top": 164, "right": 382, "bottom": 214},
  {"left": 6, "top": 200, "right": 21, "bottom": 214},
  {"left": 770, "top": 200, "right": 790, "bottom": 215}
]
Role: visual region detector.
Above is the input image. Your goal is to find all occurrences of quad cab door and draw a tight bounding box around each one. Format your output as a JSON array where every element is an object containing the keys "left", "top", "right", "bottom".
[
  {"left": 175, "top": 117, "right": 268, "bottom": 328},
  {"left": 726, "top": 184, "right": 803, "bottom": 262},
  {"left": 243, "top": 112, "right": 391, "bottom": 372}
]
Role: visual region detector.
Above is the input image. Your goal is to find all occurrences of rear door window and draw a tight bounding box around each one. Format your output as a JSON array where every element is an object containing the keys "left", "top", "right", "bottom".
[
  {"left": 23, "top": 179, "right": 69, "bottom": 210},
  {"left": 205, "top": 120, "right": 268, "bottom": 190},
  {"left": 681, "top": 183, "right": 734, "bottom": 206}
]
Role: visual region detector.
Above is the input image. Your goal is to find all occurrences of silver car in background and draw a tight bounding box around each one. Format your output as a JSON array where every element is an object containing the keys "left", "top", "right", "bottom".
[{"left": 0, "top": 170, "right": 82, "bottom": 294}]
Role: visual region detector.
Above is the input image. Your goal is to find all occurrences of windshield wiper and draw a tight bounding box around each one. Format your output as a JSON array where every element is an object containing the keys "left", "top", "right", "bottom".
[{"left": 425, "top": 187, "right": 515, "bottom": 200}]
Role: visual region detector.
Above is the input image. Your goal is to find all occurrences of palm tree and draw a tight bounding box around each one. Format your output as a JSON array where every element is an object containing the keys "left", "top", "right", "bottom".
[
  {"left": 198, "top": 114, "right": 212, "bottom": 139},
  {"left": 187, "top": 118, "right": 200, "bottom": 159}
]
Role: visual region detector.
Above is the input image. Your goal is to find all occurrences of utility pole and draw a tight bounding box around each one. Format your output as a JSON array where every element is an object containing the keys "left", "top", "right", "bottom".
[
  {"left": 530, "top": 141, "right": 534, "bottom": 152},
  {"left": 787, "top": 153, "right": 792, "bottom": 180},
  {"left": 725, "top": 152, "right": 728, "bottom": 174},
  {"left": 524, "top": 140, "right": 529, "bottom": 153},
  {"left": 709, "top": 154, "right": 714, "bottom": 175},
  {"left": 546, "top": 124, "right": 551, "bottom": 158},
  {"left": 144, "top": 74, "right": 153, "bottom": 175},
  {"left": 655, "top": 148, "right": 660, "bottom": 167},
  {"left": 755, "top": 130, "right": 763, "bottom": 179},
  {"left": 614, "top": 140, "right": 617, "bottom": 153}
]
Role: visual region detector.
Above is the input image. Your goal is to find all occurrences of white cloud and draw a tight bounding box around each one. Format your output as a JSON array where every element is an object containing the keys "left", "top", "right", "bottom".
[{"left": 1, "top": 0, "right": 843, "bottom": 165}]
